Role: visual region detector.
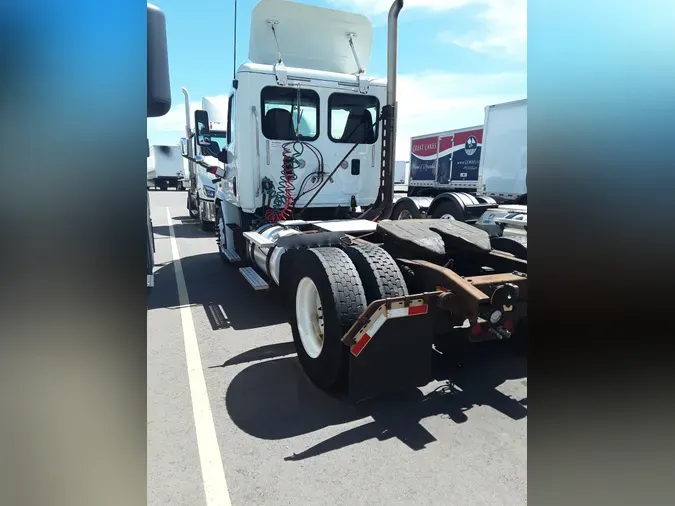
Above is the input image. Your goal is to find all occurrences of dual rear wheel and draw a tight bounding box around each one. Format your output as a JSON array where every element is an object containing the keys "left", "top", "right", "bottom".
[{"left": 289, "top": 244, "right": 408, "bottom": 391}]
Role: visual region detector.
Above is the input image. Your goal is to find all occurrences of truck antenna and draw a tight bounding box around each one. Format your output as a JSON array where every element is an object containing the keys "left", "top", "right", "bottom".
[{"left": 233, "top": 0, "right": 238, "bottom": 80}]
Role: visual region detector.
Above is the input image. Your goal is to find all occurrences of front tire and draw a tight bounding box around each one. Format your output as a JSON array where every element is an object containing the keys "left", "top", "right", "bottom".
[
  {"left": 215, "top": 204, "right": 230, "bottom": 264},
  {"left": 289, "top": 248, "right": 367, "bottom": 391},
  {"left": 188, "top": 194, "right": 199, "bottom": 219},
  {"left": 199, "top": 201, "right": 214, "bottom": 231}
]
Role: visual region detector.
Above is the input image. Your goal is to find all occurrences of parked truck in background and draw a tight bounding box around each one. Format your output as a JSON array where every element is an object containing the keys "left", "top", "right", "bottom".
[
  {"left": 147, "top": 144, "right": 186, "bottom": 191},
  {"left": 180, "top": 93, "right": 228, "bottom": 230},
  {"left": 391, "top": 124, "right": 499, "bottom": 222},
  {"left": 391, "top": 98, "right": 526, "bottom": 228}
]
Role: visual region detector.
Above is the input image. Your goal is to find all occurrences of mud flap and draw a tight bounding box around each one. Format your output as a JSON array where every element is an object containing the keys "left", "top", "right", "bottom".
[{"left": 343, "top": 295, "right": 440, "bottom": 402}]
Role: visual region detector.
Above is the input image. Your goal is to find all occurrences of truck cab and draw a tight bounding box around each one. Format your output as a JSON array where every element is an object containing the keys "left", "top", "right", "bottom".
[
  {"left": 191, "top": 0, "right": 387, "bottom": 252},
  {"left": 180, "top": 95, "right": 229, "bottom": 230}
]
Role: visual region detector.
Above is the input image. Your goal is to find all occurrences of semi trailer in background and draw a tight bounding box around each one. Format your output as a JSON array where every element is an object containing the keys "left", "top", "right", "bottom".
[
  {"left": 391, "top": 99, "right": 526, "bottom": 226},
  {"left": 147, "top": 144, "right": 186, "bottom": 191}
]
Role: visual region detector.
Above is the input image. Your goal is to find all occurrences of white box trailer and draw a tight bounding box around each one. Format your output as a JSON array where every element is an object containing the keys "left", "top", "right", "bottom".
[
  {"left": 147, "top": 145, "right": 186, "bottom": 190},
  {"left": 394, "top": 161, "right": 409, "bottom": 184},
  {"left": 477, "top": 99, "right": 527, "bottom": 202},
  {"left": 473, "top": 99, "right": 528, "bottom": 258}
]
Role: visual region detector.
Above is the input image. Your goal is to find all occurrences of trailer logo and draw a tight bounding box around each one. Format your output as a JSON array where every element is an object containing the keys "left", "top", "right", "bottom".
[{"left": 464, "top": 136, "right": 478, "bottom": 156}]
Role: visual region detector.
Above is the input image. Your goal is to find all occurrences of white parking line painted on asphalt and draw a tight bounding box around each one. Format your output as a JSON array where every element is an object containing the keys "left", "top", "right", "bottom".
[{"left": 165, "top": 208, "right": 232, "bottom": 506}]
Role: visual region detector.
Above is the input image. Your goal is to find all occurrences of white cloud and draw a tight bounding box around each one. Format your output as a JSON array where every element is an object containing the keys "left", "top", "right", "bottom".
[
  {"left": 392, "top": 71, "right": 526, "bottom": 160},
  {"left": 439, "top": 0, "right": 526, "bottom": 62},
  {"left": 329, "top": 0, "right": 476, "bottom": 15},
  {"left": 330, "top": 0, "right": 527, "bottom": 62}
]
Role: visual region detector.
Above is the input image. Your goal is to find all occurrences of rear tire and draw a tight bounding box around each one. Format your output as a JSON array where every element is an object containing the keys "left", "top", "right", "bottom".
[
  {"left": 430, "top": 200, "right": 464, "bottom": 221},
  {"left": 391, "top": 199, "right": 422, "bottom": 220},
  {"left": 289, "top": 248, "right": 367, "bottom": 391},
  {"left": 343, "top": 243, "right": 408, "bottom": 302}
]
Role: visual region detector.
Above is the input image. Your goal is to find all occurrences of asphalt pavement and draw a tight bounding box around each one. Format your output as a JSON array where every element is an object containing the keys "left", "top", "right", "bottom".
[{"left": 147, "top": 190, "right": 528, "bottom": 506}]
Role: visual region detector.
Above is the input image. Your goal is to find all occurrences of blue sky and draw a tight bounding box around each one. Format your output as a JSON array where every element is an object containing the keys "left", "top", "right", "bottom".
[{"left": 147, "top": 0, "right": 527, "bottom": 160}]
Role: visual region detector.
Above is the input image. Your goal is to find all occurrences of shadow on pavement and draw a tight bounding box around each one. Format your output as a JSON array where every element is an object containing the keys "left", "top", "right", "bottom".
[
  {"left": 223, "top": 340, "right": 527, "bottom": 461},
  {"left": 148, "top": 252, "right": 288, "bottom": 331},
  {"left": 153, "top": 223, "right": 213, "bottom": 240}
]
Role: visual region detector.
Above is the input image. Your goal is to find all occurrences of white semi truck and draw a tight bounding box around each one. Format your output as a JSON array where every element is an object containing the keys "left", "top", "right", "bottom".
[
  {"left": 192, "top": 0, "right": 527, "bottom": 401},
  {"left": 147, "top": 144, "right": 186, "bottom": 191},
  {"left": 180, "top": 93, "right": 228, "bottom": 230}
]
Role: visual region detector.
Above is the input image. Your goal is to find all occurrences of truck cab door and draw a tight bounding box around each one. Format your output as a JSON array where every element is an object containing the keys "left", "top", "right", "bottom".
[{"left": 220, "top": 91, "right": 238, "bottom": 204}]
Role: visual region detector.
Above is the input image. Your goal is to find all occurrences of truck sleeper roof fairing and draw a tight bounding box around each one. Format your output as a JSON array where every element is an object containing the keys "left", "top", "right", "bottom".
[
  {"left": 202, "top": 96, "right": 228, "bottom": 124},
  {"left": 248, "top": 0, "right": 373, "bottom": 75}
]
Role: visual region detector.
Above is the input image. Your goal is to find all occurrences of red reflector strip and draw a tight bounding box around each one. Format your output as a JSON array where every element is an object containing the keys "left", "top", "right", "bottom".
[
  {"left": 388, "top": 304, "right": 429, "bottom": 319},
  {"left": 351, "top": 333, "right": 372, "bottom": 357},
  {"left": 408, "top": 304, "right": 428, "bottom": 316}
]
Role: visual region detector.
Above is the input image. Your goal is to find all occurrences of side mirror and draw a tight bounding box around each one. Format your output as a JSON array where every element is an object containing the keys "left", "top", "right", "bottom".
[
  {"left": 147, "top": 4, "right": 171, "bottom": 118},
  {"left": 197, "top": 135, "right": 211, "bottom": 147},
  {"left": 194, "top": 109, "right": 210, "bottom": 135},
  {"left": 179, "top": 137, "right": 188, "bottom": 156},
  {"left": 224, "top": 149, "right": 236, "bottom": 164}
]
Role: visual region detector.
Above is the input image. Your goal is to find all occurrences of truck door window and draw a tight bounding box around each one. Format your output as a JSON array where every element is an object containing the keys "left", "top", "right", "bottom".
[
  {"left": 328, "top": 93, "right": 379, "bottom": 144},
  {"left": 260, "top": 86, "right": 319, "bottom": 141}
]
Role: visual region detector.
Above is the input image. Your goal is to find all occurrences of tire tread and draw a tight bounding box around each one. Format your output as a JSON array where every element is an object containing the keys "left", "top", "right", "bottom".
[{"left": 344, "top": 243, "right": 408, "bottom": 302}]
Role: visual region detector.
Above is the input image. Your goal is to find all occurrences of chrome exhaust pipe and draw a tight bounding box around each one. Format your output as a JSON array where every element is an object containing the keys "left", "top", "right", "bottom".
[
  {"left": 387, "top": 0, "right": 404, "bottom": 108},
  {"left": 378, "top": 0, "right": 403, "bottom": 220}
]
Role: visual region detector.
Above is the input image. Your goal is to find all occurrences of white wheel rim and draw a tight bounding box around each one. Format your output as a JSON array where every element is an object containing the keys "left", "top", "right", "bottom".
[
  {"left": 398, "top": 209, "right": 413, "bottom": 220},
  {"left": 440, "top": 213, "right": 456, "bottom": 220},
  {"left": 217, "top": 214, "right": 227, "bottom": 253},
  {"left": 296, "top": 277, "right": 325, "bottom": 359}
]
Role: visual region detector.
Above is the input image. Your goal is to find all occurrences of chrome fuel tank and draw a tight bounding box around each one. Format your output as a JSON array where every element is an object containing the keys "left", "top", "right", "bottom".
[{"left": 250, "top": 223, "right": 302, "bottom": 286}]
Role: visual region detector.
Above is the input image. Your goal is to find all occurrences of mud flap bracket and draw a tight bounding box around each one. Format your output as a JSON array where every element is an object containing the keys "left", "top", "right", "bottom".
[{"left": 343, "top": 293, "right": 440, "bottom": 402}]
